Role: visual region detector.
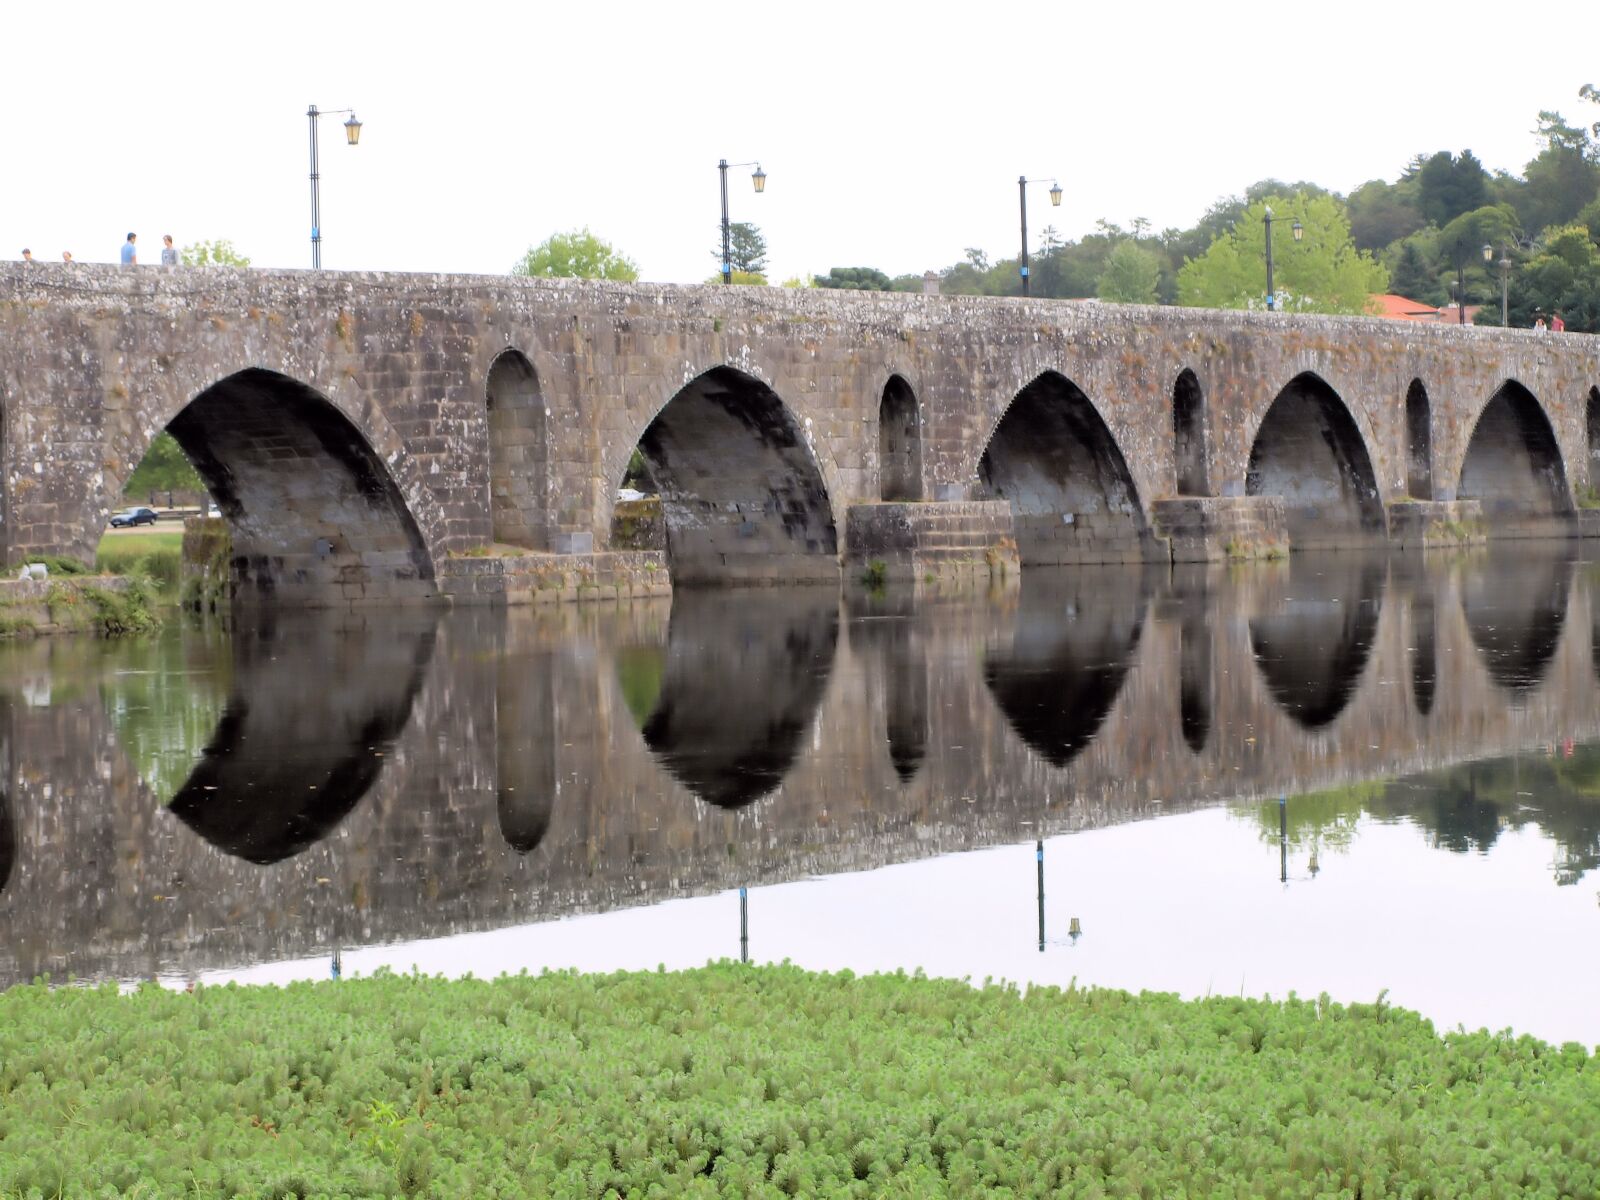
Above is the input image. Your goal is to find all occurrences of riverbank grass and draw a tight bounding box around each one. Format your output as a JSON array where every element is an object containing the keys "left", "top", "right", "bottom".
[{"left": 2, "top": 965, "right": 1596, "bottom": 1197}]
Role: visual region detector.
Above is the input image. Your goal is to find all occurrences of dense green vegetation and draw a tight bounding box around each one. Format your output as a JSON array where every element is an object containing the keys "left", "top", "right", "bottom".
[
  {"left": 95, "top": 530, "right": 183, "bottom": 599},
  {"left": 2, "top": 965, "right": 1596, "bottom": 1197},
  {"left": 512, "top": 229, "right": 639, "bottom": 281},
  {"left": 815, "top": 89, "right": 1600, "bottom": 325},
  {"left": 122, "top": 432, "right": 205, "bottom": 504}
]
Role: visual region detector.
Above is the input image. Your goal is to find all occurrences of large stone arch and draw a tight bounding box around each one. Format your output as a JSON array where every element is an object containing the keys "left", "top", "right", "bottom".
[
  {"left": 1586, "top": 386, "right": 1600, "bottom": 494},
  {"left": 1246, "top": 372, "right": 1386, "bottom": 547},
  {"left": 974, "top": 370, "right": 1156, "bottom": 565},
  {"left": 607, "top": 365, "right": 839, "bottom": 585},
  {"left": 879, "top": 373, "right": 923, "bottom": 501},
  {"left": 144, "top": 369, "right": 438, "bottom": 605},
  {"left": 1456, "top": 380, "right": 1573, "bottom": 536},
  {"left": 1462, "top": 552, "right": 1573, "bottom": 696},
  {"left": 485, "top": 349, "right": 548, "bottom": 550}
]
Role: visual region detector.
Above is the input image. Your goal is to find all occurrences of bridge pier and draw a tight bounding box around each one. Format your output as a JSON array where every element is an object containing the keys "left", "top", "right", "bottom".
[{"left": 1149, "top": 497, "right": 1288, "bottom": 563}]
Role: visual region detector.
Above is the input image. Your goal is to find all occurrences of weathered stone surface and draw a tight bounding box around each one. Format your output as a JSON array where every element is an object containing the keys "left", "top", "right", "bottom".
[
  {"left": 844, "top": 500, "right": 1018, "bottom": 583},
  {"left": 1150, "top": 496, "right": 1290, "bottom": 562},
  {"left": 3, "top": 264, "right": 1598, "bottom": 602}
]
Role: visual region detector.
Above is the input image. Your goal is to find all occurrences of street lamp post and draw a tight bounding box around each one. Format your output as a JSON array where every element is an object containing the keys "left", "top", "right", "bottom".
[
  {"left": 718, "top": 159, "right": 766, "bottom": 285},
  {"left": 1017, "top": 176, "right": 1063, "bottom": 297},
  {"left": 307, "top": 104, "right": 363, "bottom": 270},
  {"left": 1484, "top": 242, "right": 1509, "bottom": 326},
  {"left": 1262, "top": 206, "right": 1303, "bottom": 312}
]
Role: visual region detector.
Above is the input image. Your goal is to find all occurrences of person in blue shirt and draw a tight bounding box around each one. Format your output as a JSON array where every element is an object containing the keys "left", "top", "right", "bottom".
[{"left": 120, "top": 233, "right": 137, "bottom": 265}]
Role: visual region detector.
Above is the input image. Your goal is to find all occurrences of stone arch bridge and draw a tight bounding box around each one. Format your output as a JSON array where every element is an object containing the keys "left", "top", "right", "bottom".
[{"left": 2, "top": 264, "right": 1597, "bottom": 604}]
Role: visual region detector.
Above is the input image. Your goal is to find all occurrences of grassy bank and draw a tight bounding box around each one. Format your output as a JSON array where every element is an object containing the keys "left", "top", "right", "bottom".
[
  {"left": 2, "top": 966, "right": 1596, "bottom": 1197},
  {"left": 95, "top": 529, "right": 183, "bottom": 598}
]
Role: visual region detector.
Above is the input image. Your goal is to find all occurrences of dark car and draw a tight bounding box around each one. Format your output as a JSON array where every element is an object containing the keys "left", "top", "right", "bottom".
[{"left": 109, "top": 507, "right": 159, "bottom": 528}]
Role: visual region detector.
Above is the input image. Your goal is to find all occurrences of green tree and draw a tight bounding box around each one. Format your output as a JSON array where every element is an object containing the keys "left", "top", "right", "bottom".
[
  {"left": 1095, "top": 241, "right": 1161, "bottom": 303},
  {"left": 813, "top": 267, "right": 893, "bottom": 291},
  {"left": 1516, "top": 112, "right": 1600, "bottom": 236},
  {"left": 1176, "top": 193, "right": 1388, "bottom": 314},
  {"left": 123, "top": 432, "right": 204, "bottom": 501},
  {"left": 701, "top": 270, "right": 767, "bottom": 286},
  {"left": 1504, "top": 223, "right": 1600, "bottom": 332},
  {"left": 1346, "top": 178, "right": 1423, "bottom": 253},
  {"left": 180, "top": 239, "right": 250, "bottom": 267},
  {"left": 512, "top": 228, "right": 639, "bottom": 281},
  {"left": 1386, "top": 240, "right": 1435, "bottom": 301},
  {"left": 1413, "top": 150, "right": 1491, "bottom": 227},
  {"left": 713, "top": 222, "right": 768, "bottom": 275},
  {"left": 1435, "top": 204, "right": 1520, "bottom": 315}
]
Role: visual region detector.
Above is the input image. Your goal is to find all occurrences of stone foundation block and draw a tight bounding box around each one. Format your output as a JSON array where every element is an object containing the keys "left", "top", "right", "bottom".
[
  {"left": 1150, "top": 496, "right": 1289, "bottom": 563},
  {"left": 1387, "top": 500, "right": 1488, "bottom": 549},
  {"left": 844, "top": 501, "right": 1019, "bottom": 586}
]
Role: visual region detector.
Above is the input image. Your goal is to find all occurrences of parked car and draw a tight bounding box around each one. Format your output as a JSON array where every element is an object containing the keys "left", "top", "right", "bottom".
[
  {"left": 206, "top": 504, "right": 221, "bottom": 518},
  {"left": 109, "top": 506, "right": 159, "bottom": 528}
]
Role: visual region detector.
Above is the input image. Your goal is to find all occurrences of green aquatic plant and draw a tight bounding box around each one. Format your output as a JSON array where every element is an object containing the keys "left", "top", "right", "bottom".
[{"left": 0, "top": 965, "right": 1595, "bottom": 1196}]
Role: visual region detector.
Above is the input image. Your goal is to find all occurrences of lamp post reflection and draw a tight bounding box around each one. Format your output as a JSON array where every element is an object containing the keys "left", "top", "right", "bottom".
[
  {"left": 1036, "top": 839, "right": 1045, "bottom": 952},
  {"left": 739, "top": 886, "right": 749, "bottom": 964},
  {"left": 1279, "top": 795, "right": 1289, "bottom": 884}
]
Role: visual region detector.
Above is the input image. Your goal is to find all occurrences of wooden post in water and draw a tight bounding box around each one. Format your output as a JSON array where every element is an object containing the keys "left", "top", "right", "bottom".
[
  {"left": 739, "top": 886, "right": 749, "bottom": 964},
  {"left": 1036, "top": 839, "right": 1045, "bottom": 951}
]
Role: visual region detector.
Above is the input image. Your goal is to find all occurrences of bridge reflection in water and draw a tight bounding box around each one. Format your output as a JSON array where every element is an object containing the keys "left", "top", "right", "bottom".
[{"left": 2, "top": 551, "right": 1600, "bottom": 986}]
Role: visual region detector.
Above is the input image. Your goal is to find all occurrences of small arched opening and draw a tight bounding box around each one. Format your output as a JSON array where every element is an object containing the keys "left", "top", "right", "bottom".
[
  {"left": 977, "top": 371, "right": 1152, "bottom": 564},
  {"left": 497, "top": 649, "right": 557, "bottom": 855},
  {"left": 485, "top": 350, "right": 549, "bottom": 550},
  {"left": 1246, "top": 373, "right": 1385, "bottom": 547},
  {"left": 1173, "top": 369, "right": 1209, "bottom": 496},
  {"left": 1586, "top": 386, "right": 1600, "bottom": 495},
  {"left": 1405, "top": 379, "right": 1433, "bottom": 500},
  {"left": 1458, "top": 381, "right": 1573, "bottom": 535},
  {"left": 879, "top": 375, "right": 923, "bottom": 501}
]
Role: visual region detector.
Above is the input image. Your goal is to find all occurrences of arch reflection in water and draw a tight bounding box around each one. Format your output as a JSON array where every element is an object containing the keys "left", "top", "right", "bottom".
[
  {"left": 168, "top": 613, "right": 438, "bottom": 864},
  {"left": 497, "top": 647, "right": 557, "bottom": 855},
  {"left": 0, "top": 786, "right": 12, "bottom": 897},
  {"left": 846, "top": 595, "right": 929, "bottom": 783},
  {"left": 1463, "top": 552, "right": 1574, "bottom": 696},
  {"left": 638, "top": 589, "right": 839, "bottom": 808},
  {"left": 1248, "top": 558, "right": 1385, "bottom": 730},
  {"left": 983, "top": 568, "right": 1148, "bottom": 767}
]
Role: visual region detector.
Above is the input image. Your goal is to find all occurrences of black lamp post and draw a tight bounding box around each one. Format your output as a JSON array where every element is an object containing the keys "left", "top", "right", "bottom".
[
  {"left": 307, "top": 104, "right": 362, "bottom": 269},
  {"left": 1017, "top": 176, "right": 1063, "bottom": 297},
  {"left": 718, "top": 159, "right": 766, "bottom": 285},
  {"left": 1484, "top": 242, "right": 1509, "bottom": 326},
  {"left": 1262, "top": 206, "right": 1303, "bottom": 312}
]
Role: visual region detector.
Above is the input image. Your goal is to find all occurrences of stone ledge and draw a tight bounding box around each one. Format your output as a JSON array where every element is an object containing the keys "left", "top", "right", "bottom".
[
  {"left": 1150, "top": 496, "right": 1289, "bottom": 563},
  {"left": 1387, "top": 500, "right": 1488, "bottom": 549},
  {"left": 844, "top": 501, "right": 1019, "bottom": 587},
  {"left": 0, "top": 575, "right": 134, "bottom": 636},
  {"left": 439, "top": 551, "right": 671, "bottom": 606}
]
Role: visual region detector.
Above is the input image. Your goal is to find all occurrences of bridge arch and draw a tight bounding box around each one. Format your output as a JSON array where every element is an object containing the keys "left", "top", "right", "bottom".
[
  {"left": 1405, "top": 379, "right": 1433, "bottom": 499},
  {"left": 1456, "top": 380, "right": 1573, "bottom": 533},
  {"left": 608, "top": 365, "right": 838, "bottom": 585},
  {"left": 141, "top": 369, "right": 437, "bottom": 605},
  {"left": 1173, "top": 368, "right": 1209, "bottom": 496},
  {"left": 485, "top": 349, "right": 548, "bottom": 550},
  {"left": 1246, "top": 372, "right": 1386, "bottom": 547},
  {"left": 879, "top": 374, "right": 923, "bottom": 501},
  {"left": 975, "top": 370, "right": 1153, "bottom": 564},
  {"left": 1249, "top": 558, "right": 1385, "bottom": 730}
]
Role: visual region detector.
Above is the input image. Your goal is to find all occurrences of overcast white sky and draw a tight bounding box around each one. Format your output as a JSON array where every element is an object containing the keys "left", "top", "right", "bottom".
[{"left": 7, "top": 2, "right": 1596, "bottom": 284}]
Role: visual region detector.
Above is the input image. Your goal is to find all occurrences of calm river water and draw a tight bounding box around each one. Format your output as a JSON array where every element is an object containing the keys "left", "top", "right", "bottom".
[{"left": 2, "top": 550, "right": 1598, "bottom": 1044}]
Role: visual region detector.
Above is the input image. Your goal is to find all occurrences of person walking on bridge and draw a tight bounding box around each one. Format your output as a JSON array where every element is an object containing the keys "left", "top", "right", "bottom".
[
  {"left": 161, "top": 235, "right": 177, "bottom": 266},
  {"left": 120, "top": 232, "right": 137, "bottom": 266}
]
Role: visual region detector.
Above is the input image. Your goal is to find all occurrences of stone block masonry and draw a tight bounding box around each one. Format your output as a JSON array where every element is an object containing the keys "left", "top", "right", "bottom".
[{"left": 2, "top": 264, "right": 1597, "bottom": 604}]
